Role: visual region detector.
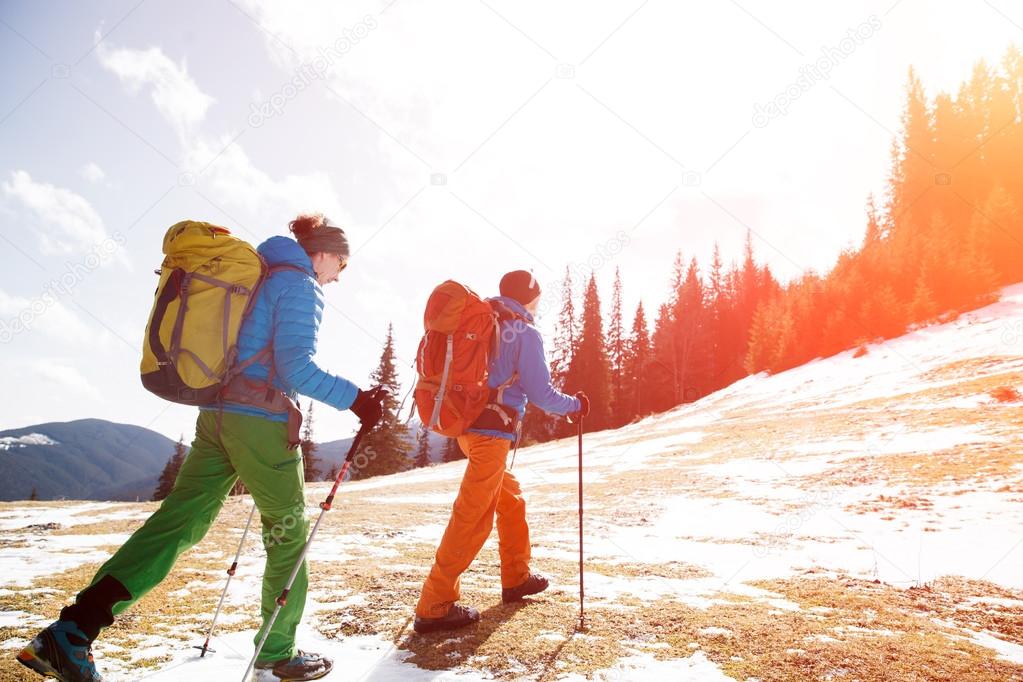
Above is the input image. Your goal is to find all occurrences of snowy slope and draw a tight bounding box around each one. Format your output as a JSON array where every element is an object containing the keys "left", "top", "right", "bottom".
[{"left": 2, "top": 284, "right": 1023, "bottom": 681}]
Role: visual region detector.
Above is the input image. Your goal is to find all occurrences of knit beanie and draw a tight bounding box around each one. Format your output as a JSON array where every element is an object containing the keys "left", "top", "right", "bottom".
[
  {"left": 499, "top": 270, "right": 541, "bottom": 305},
  {"left": 289, "top": 214, "right": 349, "bottom": 257}
]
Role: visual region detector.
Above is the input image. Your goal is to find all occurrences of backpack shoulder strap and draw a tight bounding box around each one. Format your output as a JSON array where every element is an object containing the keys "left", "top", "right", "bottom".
[
  {"left": 223, "top": 264, "right": 310, "bottom": 389},
  {"left": 268, "top": 264, "right": 308, "bottom": 277},
  {"left": 488, "top": 298, "right": 531, "bottom": 325},
  {"left": 494, "top": 371, "right": 519, "bottom": 405}
]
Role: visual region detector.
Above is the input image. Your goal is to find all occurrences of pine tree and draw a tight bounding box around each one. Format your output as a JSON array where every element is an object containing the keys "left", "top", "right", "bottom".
[
  {"left": 649, "top": 301, "right": 678, "bottom": 412},
  {"left": 738, "top": 232, "right": 758, "bottom": 324},
  {"left": 890, "top": 67, "right": 937, "bottom": 281},
  {"left": 550, "top": 266, "right": 577, "bottom": 388},
  {"left": 976, "top": 186, "right": 1022, "bottom": 283},
  {"left": 564, "top": 273, "right": 612, "bottom": 430},
  {"left": 607, "top": 268, "right": 626, "bottom": 426},
  {"left": 873, "top": 285, "right": 906, "bottom": 340},
  {"left": 909, "top": 272, "right": 937, "bottom": 322},
  {"left": 29, "top": 487, "right": 38, "bottom": 501},
  {"left": 820, "top": 305, "right": 850, "bottom": 358},
  {"left": 717, "top": 264, "right": 746, "bottom": 385},
  {"left": 964, "top": 247, "right": 1000, "bottom": 306},
  {"left": 154, "top": 435, "right": 187, "bottom": 501},
  {"left": 744, "top": 303, "right": 774, "bottom": 375},
  {"left": 300, "top": 402, "right": 322, "bottom": 482},
  {"left": 769, "top": 298, "right": 797, "bottom": 372},
  {"left": 862, "top": 194, "right": 885, "bottom": 248},
  {"left": 352, "top": 324, "right": 413, "bottom": 480},
  {"left": 674, "top": 257, "right": 710, "bottom": 402},
  {"left": 706, "top": 243, "right": 726, "bottom": 387},
  {"left": 414, "top": 422, "right": 432, "bottom": 468},
  {"left": 622, "top": 301, "right": 651, "bottom": 420},
  {"left": 441, "top": 437, "right": 464, "bottom": 462}
]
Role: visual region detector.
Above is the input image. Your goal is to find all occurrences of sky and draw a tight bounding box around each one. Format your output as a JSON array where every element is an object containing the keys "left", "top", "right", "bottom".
[{"left": 0, "top": 0, "right": 1020, "bottom": 444}]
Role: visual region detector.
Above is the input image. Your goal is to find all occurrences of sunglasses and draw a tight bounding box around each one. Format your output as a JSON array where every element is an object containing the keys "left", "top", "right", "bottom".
[{"left": 337, "top": 254, "right": 348, "bottom": 272}]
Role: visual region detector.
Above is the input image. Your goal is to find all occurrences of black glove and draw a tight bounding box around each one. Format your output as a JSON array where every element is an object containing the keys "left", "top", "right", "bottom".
[
  {"left": 350, "top": 386, "right": 387, "bottom": 429},
  {"left": 567, "top": 391, "right": 590, "bottom": 423}
]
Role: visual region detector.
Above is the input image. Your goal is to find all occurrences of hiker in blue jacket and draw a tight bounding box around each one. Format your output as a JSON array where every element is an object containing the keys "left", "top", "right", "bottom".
[
  {"left": 415, "top": 270, "right": 590, "bottom": 633},
  {"left": 19, "top": 214, "right": 384, "bottom": 682}
]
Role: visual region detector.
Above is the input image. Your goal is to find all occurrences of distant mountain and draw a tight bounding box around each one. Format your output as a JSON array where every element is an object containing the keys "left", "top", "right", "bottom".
[{"left": 0, "top": 419, "right": 178, "bottom": 502}]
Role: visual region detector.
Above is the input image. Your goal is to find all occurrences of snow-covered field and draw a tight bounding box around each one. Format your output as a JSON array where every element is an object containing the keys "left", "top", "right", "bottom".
[{"left": 2, "top": 285, "right": 1023, "bottom": 681}]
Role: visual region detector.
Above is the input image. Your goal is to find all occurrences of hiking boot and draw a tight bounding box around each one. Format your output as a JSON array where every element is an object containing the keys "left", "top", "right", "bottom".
[
  {"left": 502, "top": 573, "right": 549, "bottom": 603},
  {"left": 413, "top": 603, "right": 481, "bottom": 634},
  {"left": 16, "top": 620, "right": 104, "bottom": 682},
  {"left": 255, "top": 650, "right": 332, "bottom": 681}
]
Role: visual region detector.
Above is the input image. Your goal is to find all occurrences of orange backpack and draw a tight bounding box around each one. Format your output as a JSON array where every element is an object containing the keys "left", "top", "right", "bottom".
[{"left": 414, "top": 281, "right": 523, "bottom": 437}]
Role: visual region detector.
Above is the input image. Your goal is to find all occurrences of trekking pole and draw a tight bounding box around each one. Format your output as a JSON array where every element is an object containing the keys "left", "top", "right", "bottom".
[
  {"left": 576, "top": 417, "right": 586, "bottom": 631},
  {"left": 242, "top": 422, "right": 372, "bottom": 681},
  {"left": 195, "top": 502, "right": 257, "bottom": 657}
]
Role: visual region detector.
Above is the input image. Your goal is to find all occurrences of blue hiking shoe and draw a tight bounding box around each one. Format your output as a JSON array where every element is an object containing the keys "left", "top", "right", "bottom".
[{"left": 16, "top": 620, "right": 104, "bottom": 682}]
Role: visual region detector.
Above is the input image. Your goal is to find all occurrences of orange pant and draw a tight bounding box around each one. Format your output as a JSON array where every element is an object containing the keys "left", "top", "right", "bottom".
[{"left": 416, "top": 433, "right": 531, "bottom": 618}]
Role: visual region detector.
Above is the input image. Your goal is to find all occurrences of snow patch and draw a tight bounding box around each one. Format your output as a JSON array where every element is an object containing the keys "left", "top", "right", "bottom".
[
  {"left": 560, "top": 650, "right": 735, "bottom": 681},
  {"left": 138, "top": 622, "right": 479, "bottom": 681},
  {"left": 0, "top": 503, "right": 147, "bottom": 531},
  {"left": 0, "top": 532, "right": 131, "bottom": 587},
  {"left": 967, "top": 630, "right": 1023, "bottom": 665},
  {"left": 698, "top": 626, "right": 732, "bottom": 637},
  {"left": 0, "top": 609, "right": 47, "bottom": 627},
  {"left": 0, "top": 433, "right": 58, "bottom": 450}
]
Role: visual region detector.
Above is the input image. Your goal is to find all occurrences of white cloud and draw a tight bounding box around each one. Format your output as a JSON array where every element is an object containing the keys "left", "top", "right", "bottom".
[
  {"left": 96, "top": 39, "right": 214, "bottom": 142},
  {"left": 79, "top": 162, "right": 106, "bottom": 184},
  {"left": 1, "top": 170, "right": 119, "bottom": 258},
  {"left": 95, "top": 38, "right": 355, "bottom": 236},
  {"left": 182, "top": 136, "right": 351, "bottom": 229},
  {"left": 0, "top": 288, "right": 98, "bottom": 344},
  {"left": 30, "top": 360, "right": 102, "bottom": 402}
]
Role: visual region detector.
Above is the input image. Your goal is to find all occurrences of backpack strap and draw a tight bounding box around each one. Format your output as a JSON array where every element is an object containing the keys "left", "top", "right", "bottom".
[
  {"left": 148, "top": 268, "right": 184, "bottom": 369},
  {"left": 189, "top": 271, "right": 254, "bottom": 366},
  {"left": 509, "top": 420, "right": 523, "bottom": 469},
  {"left": 494, "top": 371, "right": 519, "bottom": 406},
  {"left": 427, "top": 333, "right": 455, "bottom": 430},
  {"left": 487, "top": 298, "right": 531, "bottom": 361}
]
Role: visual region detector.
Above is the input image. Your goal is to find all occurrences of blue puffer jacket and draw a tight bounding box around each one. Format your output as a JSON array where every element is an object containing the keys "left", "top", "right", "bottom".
[
  {"left": 201, "top": 236, "right": 359, "bottom": 421},
  {"left": 468, "top": 296, "right": 581, "bottom": 441}
]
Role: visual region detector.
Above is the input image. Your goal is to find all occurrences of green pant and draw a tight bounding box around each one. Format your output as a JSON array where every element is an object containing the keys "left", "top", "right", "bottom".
[{"left": 84, "top": 410, "right": 309, "bottom": 663}]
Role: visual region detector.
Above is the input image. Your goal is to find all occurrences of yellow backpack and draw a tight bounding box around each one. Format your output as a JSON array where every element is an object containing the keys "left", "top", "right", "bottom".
[{"left": 140, "top": 221, "right": 266, "bottom": 405}]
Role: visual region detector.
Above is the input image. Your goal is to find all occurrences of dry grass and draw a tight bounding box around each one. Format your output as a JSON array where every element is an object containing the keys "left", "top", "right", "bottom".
[
  {"left": 804, "top": 441, "right": 1021, "bottom": 491},
  {"left": 920, "top": 357, "right": 1022, "bottom": 384}
]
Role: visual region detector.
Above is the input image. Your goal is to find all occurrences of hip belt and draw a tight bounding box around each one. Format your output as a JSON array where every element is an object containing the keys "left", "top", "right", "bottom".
[
  {"left": 218, "top": 374, "right": 303, "bottom": 448},
  {"left": 471, "top": 401, "right": 519, "bottom": 434}
]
